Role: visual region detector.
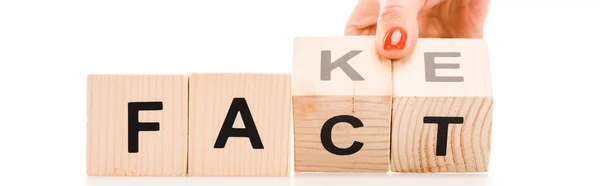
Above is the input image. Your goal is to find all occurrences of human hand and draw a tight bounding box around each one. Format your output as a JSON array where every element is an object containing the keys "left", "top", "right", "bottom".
[{"left": 345, "top": 0, "right": 490, "bottom": 59}]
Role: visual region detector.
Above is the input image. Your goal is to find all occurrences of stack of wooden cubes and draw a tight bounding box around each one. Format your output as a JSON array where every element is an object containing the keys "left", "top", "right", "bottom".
[{"left": 87, "top": 36, "right": 493, "bottom": 176}]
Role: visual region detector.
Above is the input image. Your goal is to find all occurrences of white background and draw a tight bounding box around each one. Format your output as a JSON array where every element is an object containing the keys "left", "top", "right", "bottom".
[{"left": 1, "top": 0, "right": 598, "bottom": 185}]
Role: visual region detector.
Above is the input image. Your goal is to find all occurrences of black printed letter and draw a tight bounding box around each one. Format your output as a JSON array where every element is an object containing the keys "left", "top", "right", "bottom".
[
  {"left": 423, "top": 116, "right": 464, "bottom": 156},
  {"left": 321, "top": 115, "right": 364, "bottom": 155},
  {"left": 214, "top": 98, "right": 264, "bottom": 149},
  {"left": 128, "top": 102, "right": 162, "bottom": 153}
]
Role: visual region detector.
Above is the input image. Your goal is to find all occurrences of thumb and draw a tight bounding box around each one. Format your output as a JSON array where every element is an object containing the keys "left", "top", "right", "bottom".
[{"left": 376, "top": 0, "right": 422, "bottom": 59}]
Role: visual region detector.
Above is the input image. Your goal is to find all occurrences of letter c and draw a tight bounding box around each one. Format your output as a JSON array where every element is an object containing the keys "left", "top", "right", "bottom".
[{"left": 320, "top": 115, "right": 364, "bottom": 155}]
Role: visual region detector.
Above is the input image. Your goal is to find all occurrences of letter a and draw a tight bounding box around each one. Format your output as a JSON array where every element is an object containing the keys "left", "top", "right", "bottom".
[{"left": 214, "top": 98, "right": 264, "bottom": 149}]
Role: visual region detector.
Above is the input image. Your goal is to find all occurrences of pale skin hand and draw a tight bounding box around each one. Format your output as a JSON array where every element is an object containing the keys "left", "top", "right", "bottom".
[{"left": 345, "top": 0, "right": 490, "bottom": 59}]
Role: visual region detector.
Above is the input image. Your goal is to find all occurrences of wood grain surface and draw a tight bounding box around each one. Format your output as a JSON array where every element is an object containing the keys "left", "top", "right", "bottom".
[
  {"left": 391, "top": 96, "right": 493, "bottom": 172},
  {"left": 293, "top": 96, "right": 391, "bottom": 172},
  {"left": 188, "top": 73, "right": 291, "bottom": 176},
  {"left": 87, "top": 75, "right": 188, "bottom": 176}
]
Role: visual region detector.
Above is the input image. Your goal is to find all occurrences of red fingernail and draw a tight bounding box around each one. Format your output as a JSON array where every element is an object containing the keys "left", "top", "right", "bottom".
[{"left": 383, "top": 27, "right": 407, "bottom": 50}]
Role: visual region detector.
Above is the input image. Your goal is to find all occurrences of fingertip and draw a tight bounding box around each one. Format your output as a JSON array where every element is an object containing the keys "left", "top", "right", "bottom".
[
  {"left": 375, "top": 0, "right": 421, "bottom": 60},
  {"left": 376, "top": 27, "right": 417, "bottom": 60},
  {"left": 344, "top": 27, "right": 360, "bottom": 36}
]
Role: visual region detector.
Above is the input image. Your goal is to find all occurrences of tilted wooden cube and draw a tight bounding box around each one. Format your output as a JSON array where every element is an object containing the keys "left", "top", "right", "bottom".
[
  {"left": 292, "top": 36, "right": 392, "bottom": 172},
  {"left": 391, "top": 39, "right": 493, "bottom": 173},
  {"left": 87, "top": 75, "right": 188, "bottom": 176},
  {"left": 187, "top": 73, "right": 291, "bottom": 176}
]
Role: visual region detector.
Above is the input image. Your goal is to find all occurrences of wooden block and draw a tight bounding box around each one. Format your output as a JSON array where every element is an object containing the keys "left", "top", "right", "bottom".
[
  {"left": 292, "top": 36, "right": 392, "bottom": 172},
  {"left": 187, "top": 73, "right": 291, "bottom": 176},
  {"left": 391, "top": 38, "right": 493, "bottom": 173},
  {"left": 87, "top": 74, "right": 188, "bottom": 176}
]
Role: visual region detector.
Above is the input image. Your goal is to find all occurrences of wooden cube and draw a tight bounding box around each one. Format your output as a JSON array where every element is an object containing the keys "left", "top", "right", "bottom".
[
  {"left": 87, "top": 75, "right": 188, "bottom": 176},
  {"left": 391, "top": 39, "right": 493, "bottom": 173},
  {"left": 187, "top": 73, "right": 291, "bottom": 176},
  {"left": 292, "top": 36, "right": 392, "bottom": 172}
]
